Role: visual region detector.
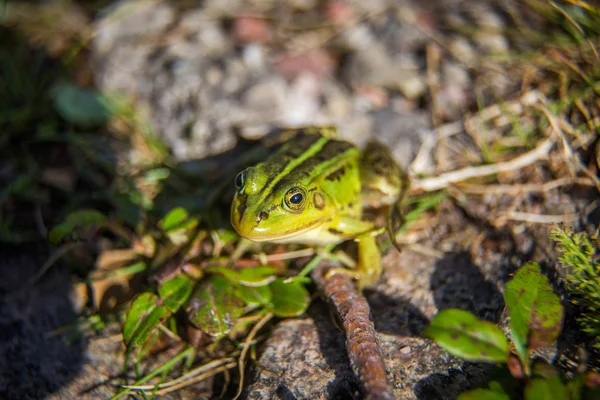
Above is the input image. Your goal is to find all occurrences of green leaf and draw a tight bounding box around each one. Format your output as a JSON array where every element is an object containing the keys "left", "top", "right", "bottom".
[
  {"left": 158, "top": 274, "right": 195, "bottom": 313},
  {"left": 505, "top": 262, "right": 564, "bottom": 367},
  {"left": 160, "top": 207, "right": 199, "bottom": 245},
  {"left": 458, "top": 389, "right": 511, "bottom": 400},
  {"left": 48, "top": 209, "right": 107, "bottom": 244},
  {"left": 207, "top": 265, "right": 279, "bottom": 287},
  {"left": 51, "top": 82, "right": 110, "bottom": 126},
  {"left": 268, "top": 278, "right": 310, "bottom": 317},
  {"left": 161, "top": 207, "right": 193, "bottom": 232},
  {"left": 236, "top": 284, "right": 272, "bottom": 307},
  {"left": 144, "top": 167, "right": 170, "bottom": 183},
  {"left": 47, "top": 224, "right": 72, "bottom": 245},
  {"left": 187, "top": 276, "right": 245, "bottom": 337},
  {"left": 123, "top": 293, "right": 170, "bottom": 350},
  {"left": 422, "top": 308, "right": 509, "bottom": 363},
  {"left": 214, "top": 229, "right": 239, "bottom": 245},
  {"left": 525, "top": 376, "right": 568, "bottom": 400}
]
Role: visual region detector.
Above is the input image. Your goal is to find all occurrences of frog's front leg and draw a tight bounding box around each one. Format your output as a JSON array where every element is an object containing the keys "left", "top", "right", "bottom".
[{"left": 325, "top": 216, "right": 382, "bottom": 291}]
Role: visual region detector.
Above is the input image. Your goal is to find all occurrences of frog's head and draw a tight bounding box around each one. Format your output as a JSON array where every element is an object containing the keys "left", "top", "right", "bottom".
[{"left": 231, "top": 165, "right": 331, "bottom": 242}]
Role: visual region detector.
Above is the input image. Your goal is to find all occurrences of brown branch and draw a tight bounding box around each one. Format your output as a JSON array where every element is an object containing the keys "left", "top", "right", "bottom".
[{"left": 312, "top": 264, "right": 394, "bottom": 400}]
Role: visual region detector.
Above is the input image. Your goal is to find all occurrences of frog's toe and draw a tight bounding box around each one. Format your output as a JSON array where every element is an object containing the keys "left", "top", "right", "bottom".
[{"left": 324, "top": 267, "right": 379, "bottom": 291}]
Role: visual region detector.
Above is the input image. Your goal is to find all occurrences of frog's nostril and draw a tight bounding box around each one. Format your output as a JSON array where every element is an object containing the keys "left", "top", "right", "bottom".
[{"left": 258, "top": 211, "right": 269, "bottom": 222}]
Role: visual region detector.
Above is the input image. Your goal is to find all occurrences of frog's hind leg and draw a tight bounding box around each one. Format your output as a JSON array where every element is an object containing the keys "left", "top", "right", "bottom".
[
  {"left": 387, "top": 170, "right": 411, "bottom": 252},
  {"left": 360, "top": 140, "right": 411, "bottom": 252}
]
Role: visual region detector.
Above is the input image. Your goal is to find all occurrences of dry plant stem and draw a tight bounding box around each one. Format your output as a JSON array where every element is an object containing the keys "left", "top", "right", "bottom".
[
  {"left": 536, "top": 103, "right": 600, "bottom": 190},
  {"left": 413, "top": 138, "right": 554, "bottom": 192},
  {"left": 233, "top": 312, "right": 273, "bottom": 400},
  {"left": 503, "top": 210, "right": 581, "bottom": 224},
  {"left": 123, "top": 357, "right": 237, "bottom": 391},
  {"left": 312, "top": 264, "right": 394, "bottom": 400},
  {"left": 459, "top": 177, "right": 596, "bottom": 195}
]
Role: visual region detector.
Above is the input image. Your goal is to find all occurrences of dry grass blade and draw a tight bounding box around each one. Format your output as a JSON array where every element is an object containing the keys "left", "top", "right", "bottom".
[
  {"left": 29, "top": 242, "right": 83, "bottom": 285},
  {"left": 536, "top": 103, "right": 600, "bottom": 191},
  {"left": 414, "top": 139, "right": 555, "bottom": 192},
  {"left": 502, "top": 211, "right": 582, "bottom": 224},
  {"left": 458, "top": 177, "right": 596, "bottom": 195},
  {"left": 123, "top": 357, "right": 236, "bottom": 391},
  {"left": 264, "top": 248, "right": 316, "bottom": 261},
  {"left": 233, "top": 312, "right": 273, "bottom": 400},
  {"left": 153, "top": 362, "right": 238, "bottom": 395}
]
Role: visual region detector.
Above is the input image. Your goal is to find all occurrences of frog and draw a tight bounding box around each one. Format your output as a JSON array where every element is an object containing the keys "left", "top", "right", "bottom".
[{"left": 230, "top": 126, "right": 408, "bottom": 290}]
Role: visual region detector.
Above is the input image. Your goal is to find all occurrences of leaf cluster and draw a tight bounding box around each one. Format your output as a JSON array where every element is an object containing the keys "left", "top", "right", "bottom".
[
  {"left": 51, "top": 205, "right": 312, "bottom": 398},
  {"left": 424, "top": 262, "right": 599, "bottom": 400}
]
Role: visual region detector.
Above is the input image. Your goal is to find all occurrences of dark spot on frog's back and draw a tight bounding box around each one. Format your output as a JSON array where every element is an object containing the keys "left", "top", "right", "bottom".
[
  {"left": 328, "top": 228, "right": 344, "bottom": 235},
  {"left": 325, "top": 166, "right": 345, "bottom": 182},
  {"left": 277, "top": 134, "right": 321, "bottom": 160}
]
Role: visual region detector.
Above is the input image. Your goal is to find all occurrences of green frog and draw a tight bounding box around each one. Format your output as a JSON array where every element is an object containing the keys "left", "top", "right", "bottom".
[{"left": 230, "top": 127, "right": 408, "bottom": 290}]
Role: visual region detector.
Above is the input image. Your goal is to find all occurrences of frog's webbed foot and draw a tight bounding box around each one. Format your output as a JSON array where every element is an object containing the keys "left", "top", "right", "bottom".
[{"left": 325, "top": 233, "right": 381, "bottom": 292}]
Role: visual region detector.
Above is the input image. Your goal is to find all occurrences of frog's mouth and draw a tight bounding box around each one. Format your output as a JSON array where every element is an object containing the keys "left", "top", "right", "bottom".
[{"left": 233, "top": 217, "right": 327, "bottom": 243}]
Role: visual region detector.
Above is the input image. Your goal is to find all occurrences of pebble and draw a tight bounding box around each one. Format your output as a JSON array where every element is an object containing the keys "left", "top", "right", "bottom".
[
  {"left": 243, "top": 77, "right": 286, "bottom": 114},
  {"left": 475, "top": 32, "right": 510, "bottom": 55},
  {"left": 242, "top": 43, "right": 267, "bottom": 71}
]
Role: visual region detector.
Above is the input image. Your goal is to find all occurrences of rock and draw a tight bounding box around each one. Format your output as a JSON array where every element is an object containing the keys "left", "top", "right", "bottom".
[
  {"left": 449, "top": 37, "right": 476, "bottom": 64},
  {"left": 93, "top": 1, "right": 175, "bottom": 54},
  {"left": 233, "top": 15, "right": 272, "bottom": 44},
  {"left": 437, "top": 61, "right": 471, "bottom": 121},
  {"left": 281, "top": 73, "right": 322, "bottom": 126},
  {"left": 243, "top": 76, "right": 287, "bottom": 115}
]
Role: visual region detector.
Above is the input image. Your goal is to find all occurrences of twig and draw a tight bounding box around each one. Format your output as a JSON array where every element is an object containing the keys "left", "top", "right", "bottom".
[
  {"left": 123, "top": 357, "right": 236, "bottom": 391},
  {"left": 535, "top": 102, "right": 600, "bottom": 191},
  {"left": 502, "top": 211, "right": 581, "bottom": 224},
  {"left": 458, "top": 177, "right": 596, "bottom": 195},
  {"left": 29, "top": 242, "right": 84, "bottom": 284},
  {"left": 153, "top": 362, "right": 237, "bottom": 395},
  {"left": 312, "top": 264, "right": 394, "bottom": 400},
  {"left": 264, "top": 248, "right": 315, "bottom": 261},
  {"left": 413, "top": 138, "right": 555, "bottom": 192},
  {"left": 426, "top": 42, "right": 442, "bottom": 126},
  {"left": 233, "top": 312, "right": 273, "bottom": 400}
]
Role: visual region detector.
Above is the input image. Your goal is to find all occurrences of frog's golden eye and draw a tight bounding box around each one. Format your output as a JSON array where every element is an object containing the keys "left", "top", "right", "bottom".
[
  {"left": 283, "top": 187, "right": 307, "bottom": 213},
  {"left": 235, "top": 170, "right": 247, "bottom": 192}
]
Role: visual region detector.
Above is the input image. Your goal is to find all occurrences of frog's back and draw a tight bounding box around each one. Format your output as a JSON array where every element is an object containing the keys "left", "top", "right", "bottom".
[{"left": 271, "top": 133, "right": 362, "bottom": 214}]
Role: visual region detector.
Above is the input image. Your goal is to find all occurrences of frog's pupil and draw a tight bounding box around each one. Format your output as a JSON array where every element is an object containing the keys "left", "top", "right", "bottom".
[{"left": 290, "top": 193, "right": 303, "bottom": 204}]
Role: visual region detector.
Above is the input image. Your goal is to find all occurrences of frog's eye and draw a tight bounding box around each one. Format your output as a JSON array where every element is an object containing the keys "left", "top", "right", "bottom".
[
  {"left": 283, "top": 187, "right": 307, "bottom": 213},
  {"left": 235, "top": 170, "right": 247, "bottom": 192}
]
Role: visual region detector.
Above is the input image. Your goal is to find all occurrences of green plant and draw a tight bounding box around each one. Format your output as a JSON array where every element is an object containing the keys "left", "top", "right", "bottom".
[
  {"left": 51, "top": 204, "right": 312, "bottom": 398},
  {"left": 424, "top": 262, "right": 600, "bottom": 400},
  {"left": 551, "top": 226, "right": 600, "bottom": 354}
]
